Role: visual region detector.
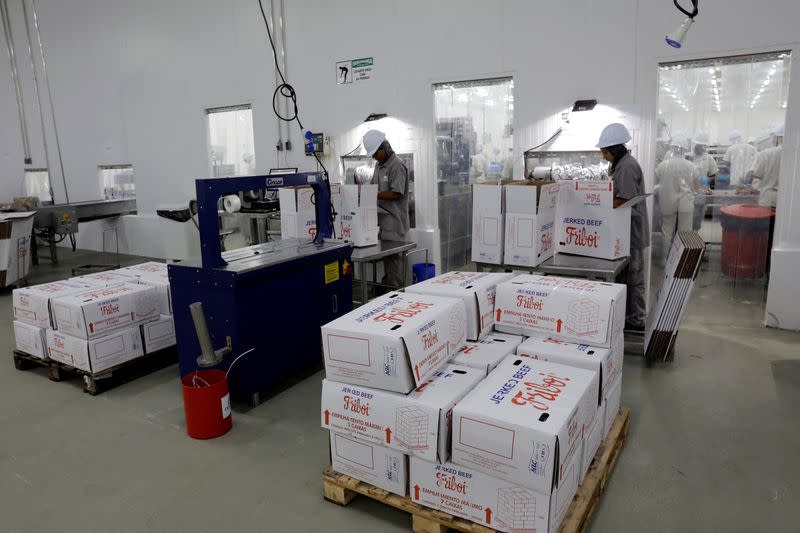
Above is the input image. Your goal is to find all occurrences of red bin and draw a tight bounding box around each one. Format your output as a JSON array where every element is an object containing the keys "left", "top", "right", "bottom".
[
  {"left": 719, "top": 204, "right": 775, "bottom": 279},
  {"left": 181, "top": 369, "right": 233, "bottom": 439}
]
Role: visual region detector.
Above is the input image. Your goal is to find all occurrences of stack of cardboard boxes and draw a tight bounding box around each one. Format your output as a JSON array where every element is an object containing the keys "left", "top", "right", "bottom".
[
  {"left": 278, "top": 183, "right": 378, "bottom": 247},
  {"left": 322, "top": 271, "right": 627, "bottom": 533},
  {"left": 471, "top": 179, "right": 647, "bottom": 266},
  {"left": 11, "top": 261, "right": 176, "bottom": 373}
]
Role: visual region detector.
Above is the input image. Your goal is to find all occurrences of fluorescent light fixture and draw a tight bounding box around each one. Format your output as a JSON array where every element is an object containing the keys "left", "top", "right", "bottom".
[
  {"left": 572, "top": 99, "right": 598, "bottom": 111},
  {"left": 708, "top": 68, "right": 715, "bottom": 75}
]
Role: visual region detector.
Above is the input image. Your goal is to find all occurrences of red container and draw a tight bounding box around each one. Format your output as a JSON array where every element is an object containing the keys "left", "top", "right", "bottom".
[
  {"left": 719, "top": 204, "right": 775, "bottom": 279},
  {"left": 181, "top": 369, "right": 233, "bottom": 439}
]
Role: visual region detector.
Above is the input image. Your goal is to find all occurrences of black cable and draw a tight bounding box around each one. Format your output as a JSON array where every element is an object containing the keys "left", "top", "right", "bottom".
[
  {"left": 342, "top": 143, "right": 362, "bottom": 157},
  {"left": 673, "top": 0, "right": 699, "bottom": 19},
  {"left": 257, "top": 0, "right": 335, "bottom": 240},
  {"left": 524, "top": 128, "right": 563, "bottom": 153}
]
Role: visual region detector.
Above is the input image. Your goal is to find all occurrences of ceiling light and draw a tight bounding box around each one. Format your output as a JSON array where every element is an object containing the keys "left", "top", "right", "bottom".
[
  {"left": 664, "top": 87, "right": 672, "bottom": 93},
  {"left": 763, "top": 78, "right": 771, "bottom": 86},
  {"left": 708, "top": 68, "right": 715, "bottom": 75},
  {"left": 485, "top": 99, "right": 495, "bottom": 107}
]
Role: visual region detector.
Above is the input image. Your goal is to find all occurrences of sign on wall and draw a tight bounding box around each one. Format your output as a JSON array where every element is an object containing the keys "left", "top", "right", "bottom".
[{"left": 336, "top": 57, "right": 374, "bottom": 85}]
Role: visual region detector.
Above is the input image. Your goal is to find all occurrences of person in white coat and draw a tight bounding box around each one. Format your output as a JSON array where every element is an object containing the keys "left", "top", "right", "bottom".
[
  {"left": 723, "top": 130, "right": 758, "bottom": 187},
  {"left": 745, "top": 124, "right": 784, "bottom": 208},
  {"left": 655, "top": 134, "right": 700, "bottom": 249},
  {"left": 692, "top": 132, "right": 718, "bottom": 188}
]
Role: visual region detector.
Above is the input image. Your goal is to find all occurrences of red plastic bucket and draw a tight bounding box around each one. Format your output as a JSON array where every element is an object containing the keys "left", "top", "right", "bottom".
[{"left": 181, "top": 369, "right": 233, "bottom": 439}]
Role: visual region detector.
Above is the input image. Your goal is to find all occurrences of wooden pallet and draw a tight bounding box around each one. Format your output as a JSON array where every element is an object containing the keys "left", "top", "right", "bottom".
[
  {"left": 323, "top": 407, "right": 630, "bottom": 533},
  {"left": 12, "top": 347, "right": 178, "bottom": 395}
]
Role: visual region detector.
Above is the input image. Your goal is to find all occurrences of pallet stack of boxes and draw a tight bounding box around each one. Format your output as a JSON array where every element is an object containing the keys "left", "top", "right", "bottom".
[
  {"left": 321, "top": 271, "right": 627, "bottom": 533},
  {"left": 11, "top": 261, "right": 176, "bottom": 374}
]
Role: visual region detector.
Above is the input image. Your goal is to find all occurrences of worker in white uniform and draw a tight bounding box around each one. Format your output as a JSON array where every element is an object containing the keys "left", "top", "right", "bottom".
[
  {"left": 362, "top": 129, "right": 410, "bottom": 288},
  {"left": 745, "top": 123, "right": 784, "bottom": 208},
  {"left": 655, "top": 134, "right": 700, "bottom": 250},
  {"left": 597, "top": 123, "right": 649, "bottom": 331},
  {"left": 723, "top": 130, "right": 758, "bottom": 187},
  {"left": 692, "top": 132, "right": 718, "bottom": 189}
]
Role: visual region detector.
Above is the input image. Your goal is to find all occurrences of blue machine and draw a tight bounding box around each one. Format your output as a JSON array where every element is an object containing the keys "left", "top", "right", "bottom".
[{"left": 168, "top": 173, "right": 353, "bottom": 401}]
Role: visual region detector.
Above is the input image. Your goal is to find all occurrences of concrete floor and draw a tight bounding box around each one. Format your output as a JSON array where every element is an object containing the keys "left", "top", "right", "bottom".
[{"left": 1, "top": 249, "right": 799, "bottom": 532}]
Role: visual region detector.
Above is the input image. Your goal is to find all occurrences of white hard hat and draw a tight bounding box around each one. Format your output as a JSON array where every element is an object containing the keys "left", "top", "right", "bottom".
[
  {"left": 773, "top": 123, "right": 785, "bottom": 137},
  {"left": 670, "top": 133, "right": 689, "bottom": 150},
  {"left": 694, "top": 132, "right": 710, "bottom": 146},
  {"left": 729, "top": 130, "right": 742, "bottom": 143},
  {"left": 596, "top": 123, "right": 631, "bottom": 148},
  {"left": 362, "top": 129, "right": 386, "bottom": 157}
]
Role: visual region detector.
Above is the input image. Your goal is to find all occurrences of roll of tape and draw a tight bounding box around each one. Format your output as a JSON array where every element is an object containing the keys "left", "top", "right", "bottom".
[
  {"left": 532, "top": 166, "right": 552, "bottom": 180},
  {"left": 223, "top": 194, "right": 241, "bottom": 213}
]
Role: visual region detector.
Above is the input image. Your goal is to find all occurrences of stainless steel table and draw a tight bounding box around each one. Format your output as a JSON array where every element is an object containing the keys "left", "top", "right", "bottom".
[
  {"left": 538, "top": 254, "right": 629, "bottom": 282},
  {"left": 476, "top": 253, "right": 629, "bottom": 283},
  {"left": 350, "top": 240, "right": 417, "bottom": 303}
]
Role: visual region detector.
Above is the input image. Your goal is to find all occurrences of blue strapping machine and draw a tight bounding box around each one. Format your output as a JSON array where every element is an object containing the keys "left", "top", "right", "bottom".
[{"left": 168, "top": 172, "right": 353, "bottom": 402}]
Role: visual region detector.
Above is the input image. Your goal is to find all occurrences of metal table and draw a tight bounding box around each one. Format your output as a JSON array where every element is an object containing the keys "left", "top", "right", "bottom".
[
  {"left": 538, "top": 254, "right": 629, "bottom": 282},
  {"left": 476, "top": 253, "right": 629, "bottom": 283},
  {"left": 350, "top": 240, "right": 417, "bottom": 303}
]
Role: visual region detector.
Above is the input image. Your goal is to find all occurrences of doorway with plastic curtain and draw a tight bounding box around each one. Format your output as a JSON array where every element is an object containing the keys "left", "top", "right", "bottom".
[
  {"left": 653, "top": 51, "right": 791, "bottom": 327},
  {"left": 433, "top": 77, "right": 514, "bottom": 272}
]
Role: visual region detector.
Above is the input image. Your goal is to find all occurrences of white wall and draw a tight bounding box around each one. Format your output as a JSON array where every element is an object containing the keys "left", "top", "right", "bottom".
[{"left": 1, "top": 0, "right": 799, "bottom": 327}]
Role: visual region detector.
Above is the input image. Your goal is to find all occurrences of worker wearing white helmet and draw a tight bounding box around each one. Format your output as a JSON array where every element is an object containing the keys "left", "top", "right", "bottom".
[
  {"left": 597, "top": 123, "right": 649, "bottom": 331},
  {"left": 724, "top": 130, "right": 758, "bottom": 187},
  {"left": 362, "top": 129, "right": 410, "bottom": 287},
  {"left": 692, "top": 132, "right": 718, "bottom": 188},
  {"left": 745, "top": 123, "right": 784, "bottom": 208},
  {"left": 655, "top": 134, "right": 699, "bottom": 250}
]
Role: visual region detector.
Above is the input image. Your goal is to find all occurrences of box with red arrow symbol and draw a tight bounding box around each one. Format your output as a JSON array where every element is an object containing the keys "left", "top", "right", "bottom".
[
  {"left": 410, "top": 450, "right": 581, "bottom": 533},
  {"left": 321, "top": 363, "right": 483, "bottom": 462},
  {"left": 451, "top": 355, "right": 598, "bottom": 495},
  {"left": 494, "top": 274, "right": 626, "bottom": 349}
]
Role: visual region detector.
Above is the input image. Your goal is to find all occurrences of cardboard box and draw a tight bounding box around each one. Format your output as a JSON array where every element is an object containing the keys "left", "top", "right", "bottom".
[
  {"left": 410, "top": 452, "right": 580, "bottom": 533},
  {"left": 321, "top": 364, "right": 484, "bottom": 462},
  {"left": 46, "top": 326, "right": 143, "bottom": 373},
  {"left": 405, "top": 272, "right": 515, "bottom": 341},
  {"left": 581, "top": 404, "right": 604, "bottom": 481},
  {"left": 450, "top": 332, "right": 525, "bottom": 375},
  {"left": 70, "top": 271, "right": 140, "bottom": 287},
  {"left": 555, "top": 180, "right": 648, "bottom": 260},
  {"left": 12, "top": 281, "right": 94, "bottom": 328},
  {"left": 504, "top": 182, "right": 559, "bottom": 268},
  {"left": 471, "top": 184, "right": 504, "bottom": 265},
  {"left": 322, "top": 292, "right": 467, "bottom": 393},
  {"left": 330, "top": 431, "right": 408, "bottom": 497},
  {"left": 141, "top": 315, "right": 175, "bottom": 353},
  {"left": 116, "top": 261, "right": 168, "bottom": 277},
  {"left": 51, "top": 283, "right": 160, "bottom": 339},
  {"left": 516, "top": 336, "right": 622, "bottom": 402},
  {"left": 340, "top": 184, "right": 378, "bottom": 247},
  {"left": 132, "top": 273, "right": 172, "bottom": 315},
  {"left": 279, "top": 186, "right": 317, "bottom": 240},
  {"left": 603, "top": 377, "right": 622, "bottom": 440},
  {"left": 13, "top": 320, "right": 47, "bottom": 359},
  {"left": 495, "top": 275, "right": 626, "bottom": 349},
  {"left": 451, "top": 355, "right": 598, "bottom": 493}
]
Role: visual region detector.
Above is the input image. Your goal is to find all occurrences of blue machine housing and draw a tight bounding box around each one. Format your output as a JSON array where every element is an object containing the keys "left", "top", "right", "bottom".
[{"left": 168, "top": 173, "right": 353, "bottom": 399}]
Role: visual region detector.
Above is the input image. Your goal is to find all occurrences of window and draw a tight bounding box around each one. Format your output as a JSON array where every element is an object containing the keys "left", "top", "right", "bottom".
[
  {"left": 24, "top": 169, "right": 52, "bottom": 203},
  {"left": 206, "top": 104, "right": 256, "bottom": 177},
  {"left": 434, "top": 77, "right": 514, "bottom": 271},
  {"left": 99, "top": 164, "right": 135, "bottom": 200}
]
